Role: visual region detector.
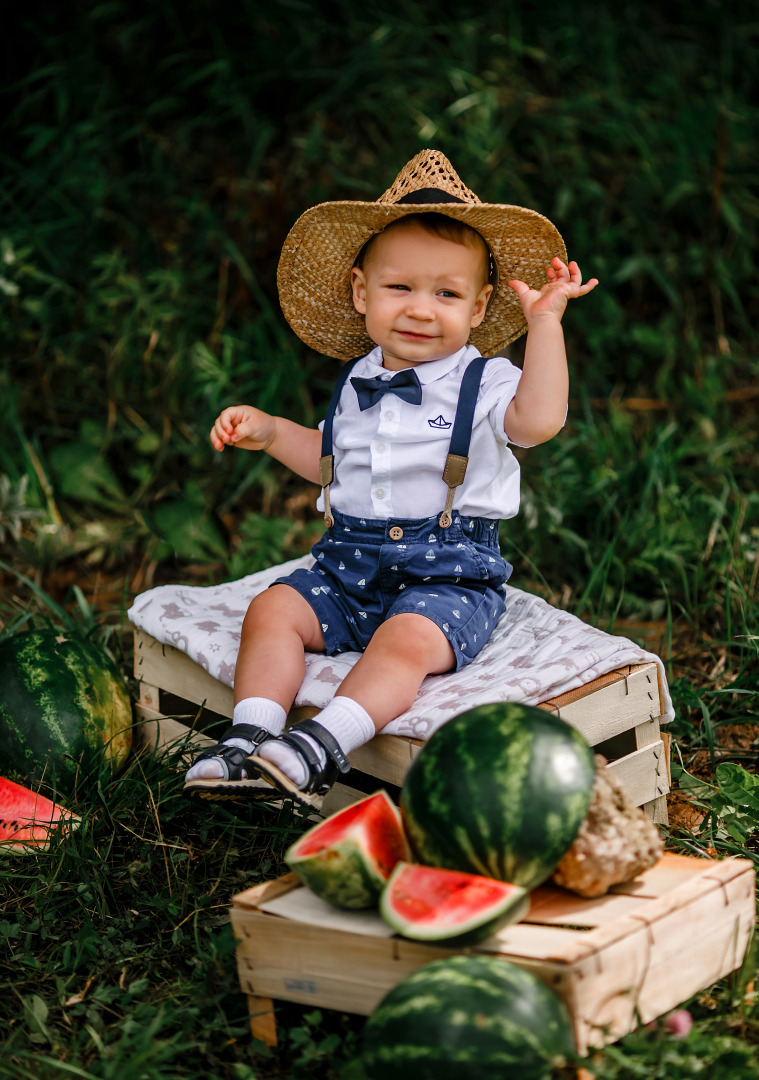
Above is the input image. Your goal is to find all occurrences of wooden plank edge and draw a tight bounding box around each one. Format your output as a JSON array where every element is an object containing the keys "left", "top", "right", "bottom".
[
  {"left": 558, "top": 857, "right": 755, "bottom": 964},
  {"left": 232, "top": 873, "right": 300, "bottom": 911}
]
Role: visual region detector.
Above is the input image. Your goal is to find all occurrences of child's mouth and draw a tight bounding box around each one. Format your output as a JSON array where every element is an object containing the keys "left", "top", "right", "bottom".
[{"left": 396, "top": 330, "right": 434, "bottom": 341}]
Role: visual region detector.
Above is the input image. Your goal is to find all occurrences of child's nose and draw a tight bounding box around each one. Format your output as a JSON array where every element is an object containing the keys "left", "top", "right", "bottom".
[{"left": 404, "top": 293, "right": 435, "bottom": 319}]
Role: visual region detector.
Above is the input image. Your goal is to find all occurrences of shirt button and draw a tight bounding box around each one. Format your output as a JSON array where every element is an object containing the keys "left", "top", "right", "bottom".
[
  {"left": 375, "top": 442, "right": 386, "bottom": 454},
  {"left": 389, "top": 526, "right": 404, "bottom": 540},
  {"left": 384, "top": 409, "right": 396, "bottom": 421},
  {"left": 375, "top": 488, "right": 386, "bottom": 499}
]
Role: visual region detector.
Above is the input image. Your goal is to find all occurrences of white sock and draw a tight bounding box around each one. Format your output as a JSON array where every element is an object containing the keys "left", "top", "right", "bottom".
[
  {"left": 186, "top": 697, "right": 286, "bottom": 781},
  {"left": 258, "top": 696, "right": 375, "bottom": 787},
  {"left": 233, "top": 698, "right": 287, "bottom": 734}
]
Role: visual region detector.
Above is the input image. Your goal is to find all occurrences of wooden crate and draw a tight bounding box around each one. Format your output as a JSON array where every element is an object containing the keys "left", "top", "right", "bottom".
[
  {"left": 229, "top": 854, "right": 755, "bottom": 1055},
  {"left": 132, "top": 627, "right": 670, "bottom": 821}
]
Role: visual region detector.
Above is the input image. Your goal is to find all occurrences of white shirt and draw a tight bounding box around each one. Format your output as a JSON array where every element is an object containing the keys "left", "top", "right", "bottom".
[{"left": 317, "top": 344, "right": 522, "bottom": 521}]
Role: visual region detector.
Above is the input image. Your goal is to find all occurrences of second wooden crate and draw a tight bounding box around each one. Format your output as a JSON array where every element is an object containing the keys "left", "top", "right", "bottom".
[{"left": 230, "top": 854, "right": 755, "bottom": 1054}]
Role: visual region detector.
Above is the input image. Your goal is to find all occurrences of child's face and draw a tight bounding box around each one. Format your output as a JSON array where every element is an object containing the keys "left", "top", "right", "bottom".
[{"left": 350, "top": 220, "right": 493, "bottom": 370}]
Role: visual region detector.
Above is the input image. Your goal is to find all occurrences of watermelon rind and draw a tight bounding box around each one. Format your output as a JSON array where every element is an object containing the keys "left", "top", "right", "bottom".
[
  {"left": 0, "top": 776, "right": 80, "bottom": 854},
  {"left": 362, "top": 954, "right": 575, "bottom": 1080},
  {"left": 285, "top": 790, "right": 410, "bottom": 909},
  {"left": 379, "top": 862, "right": 529, "bottom": 945},
  {"left": 400, "top": 702, "right": 596, "bottom": 890},
  {"left": 0, "top": 630, "right": 132, "bottom": 797}
]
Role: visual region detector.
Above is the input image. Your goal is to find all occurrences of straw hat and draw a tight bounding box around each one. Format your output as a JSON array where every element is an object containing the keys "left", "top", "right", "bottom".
[{"left": 277, "top": 148, "right": 567, "bottom": 361}]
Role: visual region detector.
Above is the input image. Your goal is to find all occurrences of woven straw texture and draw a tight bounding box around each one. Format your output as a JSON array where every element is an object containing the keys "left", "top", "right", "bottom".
[{"left": 277, "top": 149, "right": 567, "bottom": 360}]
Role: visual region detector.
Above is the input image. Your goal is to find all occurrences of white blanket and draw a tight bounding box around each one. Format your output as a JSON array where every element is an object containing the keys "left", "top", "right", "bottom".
[{"left": 128, "top": 555, "right": 674, "bottom": 739}]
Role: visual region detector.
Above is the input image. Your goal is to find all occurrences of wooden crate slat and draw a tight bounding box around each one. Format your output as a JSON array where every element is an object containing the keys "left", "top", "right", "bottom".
[
  {"left": 346, "top": 734, "right": 420, "bottom": 786},
  {"left": 134, "top": 629, "right": 235, "bottom": 716},
  {"left": 136, "top": 712, "right": 214, "bottom": 754},
  {"left": 321, "top": 783, "right": 374, "bottom": 816},
  {"left": 524, "top": 886, "right": 659, "bottom": 928},
  {"left": 539, "top": 665, "right": 662, "bottom": 743},
  {"left": 608, "top": 852, "right": 713, "bottom": 898},
  {"left": 605, "top": 740, "right": 667, "bottom": 806}
]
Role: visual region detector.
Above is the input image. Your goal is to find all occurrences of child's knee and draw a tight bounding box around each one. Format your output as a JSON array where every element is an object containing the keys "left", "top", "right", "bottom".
[
  {"left": 374, "top": 613, "right": 454, "bottom": 673},
  {"left": 242, "top": 584, "right": 323, "bottom": 649}
]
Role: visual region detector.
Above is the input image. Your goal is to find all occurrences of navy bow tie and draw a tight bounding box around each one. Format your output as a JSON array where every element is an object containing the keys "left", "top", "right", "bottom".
[{"left": 350, "top": 368, "right": 423, "bottom": 411}]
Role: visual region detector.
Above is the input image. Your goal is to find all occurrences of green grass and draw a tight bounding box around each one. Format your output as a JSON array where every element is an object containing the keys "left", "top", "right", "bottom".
[
  {"left": 1, "top": 1, "right": 759, "bottom": 1075},
  {"left": 0, "top": 742, "right": 364, "bottom": 1080}
]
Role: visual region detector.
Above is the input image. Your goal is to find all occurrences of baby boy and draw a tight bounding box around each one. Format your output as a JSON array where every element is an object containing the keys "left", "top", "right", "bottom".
[{"left": 184, "top": 149, "right": 597, "bottom": 808}]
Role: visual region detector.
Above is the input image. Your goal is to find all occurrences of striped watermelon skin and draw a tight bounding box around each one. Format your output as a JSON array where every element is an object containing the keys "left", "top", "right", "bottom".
[
  {"left": 362, "top": 955, "right": 574, "bottom": 1080},
  {"left": 286, "top": 790, "right": 410, "bottom": 909},
  {"left": 0, "top": 631, "right": 132, "bottom": 796},
  {"left": 400, "top": 702, "right": 595, "bottom": 890}
]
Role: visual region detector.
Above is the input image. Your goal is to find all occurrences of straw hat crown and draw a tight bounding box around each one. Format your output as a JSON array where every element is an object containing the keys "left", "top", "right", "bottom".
[
  {"left": 277, "top": 149, "right": 566, "bottom": 360},
  {"left": 377, "top": 149, "right": 482, "bottom": 205}
]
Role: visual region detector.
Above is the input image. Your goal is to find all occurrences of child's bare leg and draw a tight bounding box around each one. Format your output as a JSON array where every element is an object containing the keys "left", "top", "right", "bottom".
[
  {"left": 335, "top": 613, "right": 455, "bottom": 728},
  {"left": 233, "top": 584, "right": 325, "bottom": 706},
  {"left": 255, "top": 614, "right": 453, "bottom": 791},
  {"left": 185, "top": 585, "right": 324, "bottom": 782}
]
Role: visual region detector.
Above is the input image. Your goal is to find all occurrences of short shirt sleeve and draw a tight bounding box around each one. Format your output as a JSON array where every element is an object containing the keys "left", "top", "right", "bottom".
[{"left": 476, "top": 356, "right": 523, "bottom": 445}]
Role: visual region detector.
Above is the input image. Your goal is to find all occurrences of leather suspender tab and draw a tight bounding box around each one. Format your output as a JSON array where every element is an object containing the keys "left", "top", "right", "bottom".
[
  {"left": 319, "top": 455, "right": 334, "bottom": 487},
  {"left": 442, "top": 453, "right": 468, "bottom": 488}
]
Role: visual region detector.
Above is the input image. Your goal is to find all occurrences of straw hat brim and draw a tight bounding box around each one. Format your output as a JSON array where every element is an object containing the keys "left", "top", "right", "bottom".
[{"left": 277, "top": 200, "right": 567, "bottom": 361}]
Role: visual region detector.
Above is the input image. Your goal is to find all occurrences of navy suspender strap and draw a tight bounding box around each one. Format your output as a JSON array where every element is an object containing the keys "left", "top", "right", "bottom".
[
  {"left": 438, "top": 355, "right": 490, "bottom": 527},
  {"left": 320, "top": 357, "right": 362, "bottom": 528},
  {"left": 318, "top": 355, "right": 491, "bottom": 529}
]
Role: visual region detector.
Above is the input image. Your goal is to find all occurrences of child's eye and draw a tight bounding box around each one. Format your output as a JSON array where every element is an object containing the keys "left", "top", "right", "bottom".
[
  {"left": 439, "top": 290, "right": 460, "bottom": 299},
  {"left": 387, "top": 284, "right": 410, "bottom": 291}
]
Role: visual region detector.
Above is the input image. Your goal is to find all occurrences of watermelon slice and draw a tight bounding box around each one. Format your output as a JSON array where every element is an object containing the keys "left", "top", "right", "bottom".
[
  {"left": 0, "top": 776, "right": 80, "bottom": 853},
  {"left": 285, "top": 790, "right": 410, "bottom": 909},
  {"left": 380, "top": 862, "right": 530, "bottom": 944}
]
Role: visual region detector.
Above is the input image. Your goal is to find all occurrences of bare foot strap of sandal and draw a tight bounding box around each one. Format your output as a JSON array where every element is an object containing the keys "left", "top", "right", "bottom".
[
  {"left": 276, "top": 719, "right": 352, "bottom": 795},
  {"left": 189, "top": 723, "right": 275, "bottom": 781}
]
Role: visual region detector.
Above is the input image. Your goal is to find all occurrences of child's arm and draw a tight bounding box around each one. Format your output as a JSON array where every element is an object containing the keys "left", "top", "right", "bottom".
[
  {"left": 210, "top": 406, "right": 322, "bottom": 485},
  {"left": 504, "top": 257, "right": 597, "bottom": 447}
]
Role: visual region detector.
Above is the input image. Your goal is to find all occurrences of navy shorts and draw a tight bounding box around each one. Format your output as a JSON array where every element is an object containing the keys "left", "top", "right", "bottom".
[{"left": 273, "top": 509, "right": 512, "bottom": 671}]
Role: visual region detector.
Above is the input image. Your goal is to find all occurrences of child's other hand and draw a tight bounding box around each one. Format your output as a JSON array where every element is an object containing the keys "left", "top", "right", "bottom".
[
  {"left": 509, "top": 258, "right": 598, "bottom": 322},
  {"left": 210, "top": 406, "right": 276, "bottom": 452}
]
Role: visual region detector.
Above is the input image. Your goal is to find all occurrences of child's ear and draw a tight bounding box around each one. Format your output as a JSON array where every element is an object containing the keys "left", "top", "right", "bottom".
[
  {"left": 351, "top": 267, "right": 367, "bottom": 314},
  {"left": 470, "top": 283, "right": 494, "bottom": 328}
]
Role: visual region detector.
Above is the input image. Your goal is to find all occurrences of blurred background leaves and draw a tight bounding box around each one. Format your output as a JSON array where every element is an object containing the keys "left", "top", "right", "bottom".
[{"left": 1, "top": 0, "right": 757, "bottom": 650}]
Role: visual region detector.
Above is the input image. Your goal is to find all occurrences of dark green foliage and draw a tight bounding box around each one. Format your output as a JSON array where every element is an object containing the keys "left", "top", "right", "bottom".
[
  {"left": 0, "top": 743, "right": 362, "bottom": 1079},
  {"left": 2, "top": 0, "right": 758, "bottom": 582}
]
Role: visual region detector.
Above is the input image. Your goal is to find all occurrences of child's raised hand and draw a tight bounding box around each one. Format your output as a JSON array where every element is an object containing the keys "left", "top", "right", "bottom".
[
  {"left": 508, "top": 258, "right": 598, "bottom": 322},
  {"left": 210, "top": 405, "right": 277, "bottom": 452}
]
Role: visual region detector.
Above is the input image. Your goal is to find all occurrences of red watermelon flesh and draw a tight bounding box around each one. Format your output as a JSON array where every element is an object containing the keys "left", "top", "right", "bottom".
[
  {"left": 286, "top": 790, "right": 410, "bottom": 909},
  {"left": 0, "top": 776, "right": 80, "bottom": 853},
  {"left": 380, "top": 862, "right": 530, "bottom": 944}
]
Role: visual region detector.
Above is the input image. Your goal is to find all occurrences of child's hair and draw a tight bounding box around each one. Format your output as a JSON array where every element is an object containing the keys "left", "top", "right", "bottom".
[{"left": 354, "top": 212, "right": 493, "bottom": 286}]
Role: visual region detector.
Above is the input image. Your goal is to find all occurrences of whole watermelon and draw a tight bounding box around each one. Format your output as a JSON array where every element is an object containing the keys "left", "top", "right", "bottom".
[
  {"left": 401, "top": 702, "right": 595, "bottom": 890},
  {"left": 0, "top": 630, "right": 132, "bottom": 796},
  {"left": 361, "top": 954, "right": 575, "bottom": 1080}
]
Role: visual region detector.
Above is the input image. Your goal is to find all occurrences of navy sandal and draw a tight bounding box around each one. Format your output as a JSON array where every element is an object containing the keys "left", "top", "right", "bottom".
[
  {"left": 183, "top": 723, "right": 277, "bottom": 802},
  {"left": 247, "top": 719, "right": 352, "bottom": 811}
]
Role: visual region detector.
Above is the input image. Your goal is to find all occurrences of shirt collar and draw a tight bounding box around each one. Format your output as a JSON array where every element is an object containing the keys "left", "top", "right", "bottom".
[{"left": 361, "top": 344, "right": 481, "bottom": 385}]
